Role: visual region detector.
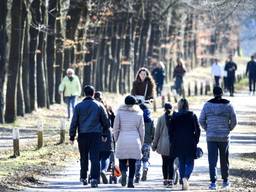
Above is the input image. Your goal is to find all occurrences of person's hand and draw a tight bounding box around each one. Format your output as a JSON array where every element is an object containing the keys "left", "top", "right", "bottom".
[{"left": 70, "top": 140, "right": 74, "bottom": 145}]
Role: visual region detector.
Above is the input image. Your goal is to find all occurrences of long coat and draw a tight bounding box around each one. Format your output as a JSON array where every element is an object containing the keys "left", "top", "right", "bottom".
[
  {"left": 169, "top": 111, "right": 200, "bottom": 159},
  {"left": 152, "top": 114, "right": 170, "bottom": 156},
  {"left": 113, "top": 105, "right": 145, "bottom": 160}
]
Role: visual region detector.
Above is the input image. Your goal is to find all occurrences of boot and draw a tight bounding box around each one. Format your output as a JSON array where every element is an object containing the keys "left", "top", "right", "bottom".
[
  {"left": 121, "top": 172, "right": 127, "bottom": 187},
  {"left": 127, "top": 178, "right": 134, "bottom": 188},
  {"left": 141, "top": 169, "right": 148, "bottom": 181},
  {"left": 134, "top": 176, "right": 140, "bottom": 183}
]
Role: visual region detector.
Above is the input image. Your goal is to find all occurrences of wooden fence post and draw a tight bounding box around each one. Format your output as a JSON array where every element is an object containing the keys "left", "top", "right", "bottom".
[
  {"left": 161, "top": 95, "right": 165, "bottom": 108},
  {"left": 153, "top": 99, "right": 157, "bottom": 112},
  {"left": 200, "top": 82, "right": 203, "bottom": 95},
  {"left": 60, "top": 119, "right": 66, "bottom": 144},
  {"left": 167, "top": 92, "right": 171, "bottom": 102},
  {"left": 194, "top": 81, "right": 198, "bottom": 96},
  {"left": 205, "top": 80, "right": 211, "bottom": 95},
  {"left": 37, "top": 121, "right": 44, "bottom": 149},
  {"left": 188, "top": 82, "right": 191, "bottom": 97},
  {"left": 13, "top": 128, "right": 20, "bottom": 157}
]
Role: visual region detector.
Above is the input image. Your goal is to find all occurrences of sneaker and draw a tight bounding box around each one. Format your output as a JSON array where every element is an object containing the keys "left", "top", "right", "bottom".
[
  {"left": 141, "top": 169, "right": 147, "bottom": 181},
  {"left": 101, "top": 171, "right": 108, "bottom": 184},
  {"left": 91, "top": 179, "right": 98, "bottom": 188},
  {"left": 134, "top": 176, "right": 140, "bottom": 183},
  {"left": 182, "top": 178, "right": 189, "bottom": 190},
  {"left": 209, "top": 182, "right": 217, "bottom": 190},
  {"left": 127, "top": 181, "right": 134, "bottom": 188},
  {"left": 121, "top": 173, "right": 127, "bottom": 186},
  {"left": 167, "top": 180, "right": 173, "bottom": 188},
  {"left": 222, "top": 181, "right": 230, "bottom": 189},
  {"left": 80, "top": 178, "right": 88, "bottom": 185},
  {"left": 163, "top": 180, "right": 168, "bottom": 186}
]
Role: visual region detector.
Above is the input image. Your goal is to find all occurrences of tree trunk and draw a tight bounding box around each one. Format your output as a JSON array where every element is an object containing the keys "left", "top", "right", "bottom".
[
  {"left": 63, "top": 0, "right": 82, "bottom": 73},
  {"left": 22, "top": 16, "right": 31, "bottom": 113},
  {"left": 37, "top": 0, "right": 47, "bottom": 108},
  {"left": 29, "top": 0, "right": 40, "bottom": 111},
  {"left": 0, "top": 0, "right": 8, "bottom": 123},
  {"left": 46, "top": 0, "right": 57, "bottom": 104},
  {"left": 5, "top": 0, "right": 26, "bottom": 123},
  {"left": 55, "top": 0, "right": 63, "bottom": 103}
]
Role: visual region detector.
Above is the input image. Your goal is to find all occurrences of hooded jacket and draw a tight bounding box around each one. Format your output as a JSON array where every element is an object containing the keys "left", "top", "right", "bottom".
[{"left": 199, "top": 98, "right": 237, "bottom": 142}]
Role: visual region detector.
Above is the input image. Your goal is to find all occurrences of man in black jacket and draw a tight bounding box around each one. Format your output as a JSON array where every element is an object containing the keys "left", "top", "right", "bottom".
[
  {"left": 224, "top": 55, "right": 237, "bottom": 96},
  {"left": 246, "top": 55, "right": 256, "bottom": 95},
  {"left": 69, "top": 85, "right": 110, "bottom": 188}
]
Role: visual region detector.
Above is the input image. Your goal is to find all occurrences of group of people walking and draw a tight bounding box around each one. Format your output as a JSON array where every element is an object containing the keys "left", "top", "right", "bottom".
[{"left": 65, "top": 66, "right": 237, "bottom": 190}]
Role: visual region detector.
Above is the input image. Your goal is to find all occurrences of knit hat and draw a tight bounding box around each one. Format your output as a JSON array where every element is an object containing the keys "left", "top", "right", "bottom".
[
  {"left": 164, "top": 102, "right": 172, "bottom": 110},
  {"left": 125, "top": 95, "right": 137, "bottom": 105},
  {"left": 213, "top": 86, "right": 223, "bottom": 97}
]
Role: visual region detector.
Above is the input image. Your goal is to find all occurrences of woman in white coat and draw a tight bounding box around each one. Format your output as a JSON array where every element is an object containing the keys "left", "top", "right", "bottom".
[{"left": 113, "top": 95, "right": 145, "bottom": 188}]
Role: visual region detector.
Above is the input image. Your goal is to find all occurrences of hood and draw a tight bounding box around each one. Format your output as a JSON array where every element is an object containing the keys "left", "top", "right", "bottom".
[{"left": 118, "top": 104, "right": 141, "bottom": 113}]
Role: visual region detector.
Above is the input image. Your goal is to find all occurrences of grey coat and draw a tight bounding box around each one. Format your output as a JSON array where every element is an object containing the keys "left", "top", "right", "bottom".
[
  {"left": 152, "top": 114, "right": 170, "bottom": 156},
  {"left": 199, "top": 98, "right": 237, "bottom": 142},
  {"left": 113, "top": 105, "right": 144, "bottom": 160}
]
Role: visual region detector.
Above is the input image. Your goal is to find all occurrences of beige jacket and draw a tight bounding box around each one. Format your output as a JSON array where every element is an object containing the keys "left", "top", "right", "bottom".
[
  {"left": 152, "top": 114, "right": 170, "bottom": 156},
  {"left": 113, "top": 105, "right": 144, "bottom": 160}
]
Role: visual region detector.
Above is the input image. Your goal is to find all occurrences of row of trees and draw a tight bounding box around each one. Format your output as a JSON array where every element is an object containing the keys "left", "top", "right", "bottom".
[{"left": 0, "top": 0, "right": 254, "bottom": 123}]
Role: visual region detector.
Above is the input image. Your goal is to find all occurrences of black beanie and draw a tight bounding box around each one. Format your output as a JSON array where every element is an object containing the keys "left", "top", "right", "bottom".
[
  {"left": 164, "top": 102, "right": 172, "bottom": 110},
  {"left": 125, "top": 95, "right": 137, "bottom": 105},
  {"left": 213, "top": 86, "right": 223, "bottom": 97}
]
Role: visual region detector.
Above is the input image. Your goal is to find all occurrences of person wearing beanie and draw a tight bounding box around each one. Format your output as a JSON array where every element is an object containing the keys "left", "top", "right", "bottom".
[
  {"left": 169, "top": 99, "right": 201, "bottom": 190},
  {"left": 59, "top": 68, "right": 81, "bottom": 119},
  {"left": 134, "top": 103, "right": 155, "bottom": 183},
  {"left": 199, "top": 86, "right": 237, "bottom": 190},
  {"left": 113, "top": 95, "right": 145, "bottom": 188},
  {"left": 152, "top": 102, "right": 176, "bottom": 187},
  {"left": 69, "top": 85, "right": 110, "bottom": 188}
]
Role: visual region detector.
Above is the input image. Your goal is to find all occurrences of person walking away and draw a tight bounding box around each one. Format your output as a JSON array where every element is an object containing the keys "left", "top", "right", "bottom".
[
  {"left": 59, "top": 68, "right": 81, "bottom": 119},
  {"left": 152, "top": 61, "right": 165, "bottom": 96},
  {"left": 134, "top": 103, "right": 155, "bottom": 183},
  {"left": 173, "top": 58, "right": 186, "bottom": 96},
  {"left": 246, "top": 55, "right": 256, "bottom": 95},
  {"left": 169, "top": 98, "right": 201, "bottom": 190},
  {"left": 224, "top": 55, "right": 237, "bottom": 96},
  {"left": 131, "top": 67, "right": 156, "bottom": 103},
  {"left": 152, "top": 102, "right": 176, "bottom": 187},
  {"left": 113, "top": 95, "right": 145, "bottom": 188},
  {"left": 69, "top": 85, "right": 110, "bottom": 188},
  {"left": 94, "top": 91, "right": 115, "bottom": 184},
  {"left": 211, "top": 58, "right": 222, "bottom": 86},
  {"left": 199, "top": 86, "right": 237, "bottom": 190}
]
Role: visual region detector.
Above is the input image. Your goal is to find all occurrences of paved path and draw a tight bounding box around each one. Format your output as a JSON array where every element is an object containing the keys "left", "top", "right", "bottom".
[{"left": 24, "top": 91, "right": 256, "bottom": 191}]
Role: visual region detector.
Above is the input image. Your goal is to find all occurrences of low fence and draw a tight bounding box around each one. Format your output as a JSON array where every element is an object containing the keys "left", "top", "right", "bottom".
[{"left": 11, "top": 119, "right": 67, "bottom": 158}]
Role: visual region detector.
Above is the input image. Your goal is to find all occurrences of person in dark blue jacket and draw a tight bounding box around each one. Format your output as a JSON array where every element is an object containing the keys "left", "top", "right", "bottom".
[
  {"left": 169, "top": 98, "right": 200, "bottom": 190},
  {"left": 224, "top": 55, "right": 237, "bottom": 96},
  {"left": 246, "top": 55, "right": 256, "bottom": 95},
  {"left": 69, "top": 85, "right": 110, "bottom": 188},
  {"left": 152, "top": 61, "right": 165, "bottom": 96}
]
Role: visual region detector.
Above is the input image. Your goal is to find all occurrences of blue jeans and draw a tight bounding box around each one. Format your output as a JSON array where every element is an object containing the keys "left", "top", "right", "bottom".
[
  {"left": 64, "top": 96, "right": 76, "bottom": 118},
  {"left": 178, "top": 156, "right": 194, "bottom": 180},
  {"left": 207, "top": 141, "right": 229, "bottom": 183},
  {"left": 99, "top": 151, "right": 111, "bottom": 172},
  {"left": 135, "top": 144, "right": 151, "bottom": 177}
]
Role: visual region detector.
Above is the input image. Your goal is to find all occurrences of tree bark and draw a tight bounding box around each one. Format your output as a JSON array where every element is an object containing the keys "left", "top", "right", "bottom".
[
  {"left": 0, "top": 0, "right": 8, "bottom": 123},
  {"left": 36, "top": 0, "right": 47, "bottom": 108},
  {"left": 5, "top": 0, "right": 26, "bottom": 123},
  {"left": 29, "top": 0, "right": 40, "bottom": 111},
  {"left": 46, "top": 0, "right": 57, "bottom": 104}
]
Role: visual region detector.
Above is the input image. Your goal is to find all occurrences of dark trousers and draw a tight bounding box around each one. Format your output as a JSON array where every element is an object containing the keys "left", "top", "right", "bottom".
[
  {"left": 249, "top": 77, "right": 256, "bottom": 92},
  {"left": 207, "top": 141, "right": 229, "bottom": 183},
  {"left": 99, "top": 151, "right": 111, "bottom": 172},
  {"left": 78, "top": 133, "right": 101, "bottom": 180},
  {"left": 161, "top": 155, "right": 176, "bottom": 180},
  {"left": 119, "top": 159, "right": 136, "bottom": 179},
  {"left": 227, "top": 76, "right": 235, "bottom": 96},
  {"left": 178, "top": 156, "right": 194, "bottom": 180},
  {"left": 214, "top": 76, "right": 220, "bottom": 87}
]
